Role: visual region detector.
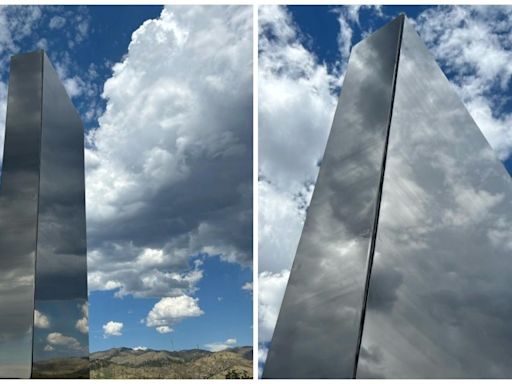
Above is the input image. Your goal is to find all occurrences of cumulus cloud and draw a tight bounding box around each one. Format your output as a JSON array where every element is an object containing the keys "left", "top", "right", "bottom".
[
  {"left": 257, "top": 6, "right": 353, "bottom": 370},
  {"left": 259, "top": 5, "right": 337, "bottom": 195},
  {"left": 443, "top": 185, "right": 504, "bottom": 226},
  {"left": 34, "top": 309, "right": 50, "bottom": 329},
  {"left": 258, "top": 180, "right": 309, "bottom": 273},
  {"left": 258, "top": 5, "right": 340, "bottom": 275},
  {"left": 242, "top": 281, "right": 253, "bottom": 292},
  {"left": 85, "top": 5, "right": 253, "bottom": 302},
  {"left": 258, "top": 344, "right": 268, "bottom": 378},
  {"left": 204, "top": 337, "right": 237, "bottom": 352},
  {"left": 103, "top": 321, "right": 123, "bottom": 337},
  {"left": 258, "top": 270, "right": 289, "bottom": 343},
  {"left": 75, "top": 302, "right": 88, "bottom": 334},
  {"left": 145, "top": 295, "right": 203, "bottom": 332},
  {"left": 47, "top": 332, "right": 81, "bottom": 350}
]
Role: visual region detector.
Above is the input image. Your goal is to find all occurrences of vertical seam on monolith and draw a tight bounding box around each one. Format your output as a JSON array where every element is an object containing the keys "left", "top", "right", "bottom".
[
  {"left": 30, "top": 50, "right": 44, "bottom": 379},
  {"left": 352, "top": 15, "right": 405, "bottom": 379}
]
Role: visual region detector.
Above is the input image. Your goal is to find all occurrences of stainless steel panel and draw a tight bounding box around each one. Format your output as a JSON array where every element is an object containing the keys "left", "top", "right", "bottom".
[
  {"left": 32, "top": 53, "right": 89, "bottom": 379},
  {"left": 263, "top": 16, "right": 403, "bottom": 378},
  {"left": 358, "top": 19, "right": 512, "bottom": 378},
  {"left": 0, "top": 52, "right": 43, "bottom": 379},
  {"left": 0, "top": 50, "right": 88, "bottom": 378}
]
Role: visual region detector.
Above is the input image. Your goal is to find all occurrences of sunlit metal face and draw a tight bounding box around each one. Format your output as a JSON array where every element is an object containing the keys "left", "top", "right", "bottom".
[
  {"left": 0, "top": 51, "right": 88, "bottom": 379},
  {"left": 358, "top": 19, "right": 512, "bottom": 379},
  {"left": 263, "top": 16, "right": 403, "bottom": 379}
]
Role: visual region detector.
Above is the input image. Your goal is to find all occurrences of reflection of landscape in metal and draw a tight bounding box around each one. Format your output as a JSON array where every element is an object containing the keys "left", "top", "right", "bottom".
[
  {"left": 265, "top": 14, "right": 512, "bottom": 379},
  {"left": 0, "top": 51, "right": 88, "bottom": 378}
]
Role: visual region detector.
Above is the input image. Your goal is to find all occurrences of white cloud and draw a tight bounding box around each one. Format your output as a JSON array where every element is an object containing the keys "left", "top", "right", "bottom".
[
  {"left": 259, "top": 5, "right": 337, "bottom": 194},
  {"left": 242, "top": 282, "right": 252, "bottom": 292},
  {"left": 102, "top": 321, "right": 124, "bottom": 337},
  {"left": 49, "top": 15, "right": 66, "bottom": 29},
  {"left": 204, "top": 337, "right": 237, "bottom": 352},
  {"left": 156, "top": 325, "right": 173, "bottom": 334},
  {"left": 259, "top": 180, "right": 309, "bottom": 273},
  {"left": 85, "top": 5, "right": 253, "bottom": 301},
  {"left": 34, "top": 309, "right": 50, "bottom": 329},
  {"left": 335, "top": 10, "right": 353, "bottom": 60},
  {"left": 47, "top": 332, "right": 81, "bottom": 350},
  {"left": 75, "top": 302, "right": 88, "bottom": 334},
  {"left": 443, "top": 184, "right": 504, "bottom": 226},
  {"left": 75, "top": 317, "right": 88, "bottom": 334},
  {"left": 132, "top": 346, "right": 148, "bottom": 351},
  {"left": 146, "top": 295, "right": 203, "bottom": 332},
  {"left": 62, "top": 76, "right": 84, "bottom": 99},
  {"left": 43, "top": 344, "right": 54, "bottom": 352},
  {"left": 88, "top": 248, "right": 203, "bottom": 298},
  {"left": 258, "top": 5, "right": 340, "bottom": 276},
  {"left": 258, "top": 270, "right": 290, "bottom": 343},
  {"left": 258, "top": 344, "right": 268, "bottom": 378}
]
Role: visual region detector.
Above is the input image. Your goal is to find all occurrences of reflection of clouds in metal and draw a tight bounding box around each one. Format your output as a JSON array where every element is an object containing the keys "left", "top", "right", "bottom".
[
  {"left": 263, "top": 16, "right": 403, "bottom": 379},
  {"left": 0, "top": 51, "right": 43, "bottom": 379},
  {"left": 33, "top": 299, "right": 88, "bottom": 360},
  {"left": 31, "top": 53, "right": 88, "bottom": 378},
  {"left": 359, "top": 18, "right": 512, "bottom": 378}
]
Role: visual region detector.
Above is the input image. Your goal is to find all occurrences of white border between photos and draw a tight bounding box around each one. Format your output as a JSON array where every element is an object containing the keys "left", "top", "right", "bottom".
[{"left": 2, "top": 1, "right": 510, "bottom": 384}]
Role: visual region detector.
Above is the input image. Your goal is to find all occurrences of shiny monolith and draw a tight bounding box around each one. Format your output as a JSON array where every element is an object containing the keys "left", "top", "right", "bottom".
[
  {"left": 264, "top": 14, "right": 512, "bottom": 379},
  {"left": 0, "top": 51, "right": 89, "bottom": 379}
]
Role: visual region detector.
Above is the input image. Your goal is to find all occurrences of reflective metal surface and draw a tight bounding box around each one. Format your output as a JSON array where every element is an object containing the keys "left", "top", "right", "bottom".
[
  {"left": 0, "top": 51, "right": 88, "bottom": 378},
  {"left": 0, "top": 52, "right": 43, "bottom": 379},
  {"left": 358, "top": 19, "right": 512, "bottom": 378},
  {"left": 263, "top": 16, "right": 403, "bottom": 379},
  {"left": 32, "top": 54, "right": 89, "bottom": 379}
]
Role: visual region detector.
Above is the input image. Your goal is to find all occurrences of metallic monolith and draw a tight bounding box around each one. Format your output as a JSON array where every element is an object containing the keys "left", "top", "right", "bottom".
[
  {"left": 0, "top": 51, "right": 89, "bottom": 379},
  {"left": 264, "top": 14, "right": 512, "bottom": 379}
]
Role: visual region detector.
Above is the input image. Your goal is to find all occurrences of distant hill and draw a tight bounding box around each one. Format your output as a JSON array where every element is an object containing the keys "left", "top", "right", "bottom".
[{"left": 90, "top": 346, "right": 253, "bottom": 379}]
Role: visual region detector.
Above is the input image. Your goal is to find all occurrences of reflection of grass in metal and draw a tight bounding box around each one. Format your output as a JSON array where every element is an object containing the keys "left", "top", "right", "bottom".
[
  {"left": 90, "top": 347, "right": 253, "bottom": 379},
  {"left": 31, "top": 357, "right": 89, "bottom": 379}
]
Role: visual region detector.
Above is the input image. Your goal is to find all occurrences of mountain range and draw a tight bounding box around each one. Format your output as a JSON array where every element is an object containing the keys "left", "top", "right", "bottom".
[{"left": 90, "top": 346, "right": 253, "bottom": 379}]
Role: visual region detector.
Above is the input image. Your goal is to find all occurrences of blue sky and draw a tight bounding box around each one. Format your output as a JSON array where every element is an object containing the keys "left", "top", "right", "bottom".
[
  {"left": 288, "top": 6, "right": 429, "bottom": 68},
  {"left": 258, "top": 4, "right": 512, "bottom": 376},
  {"left": 90, "top": 256, "right": 252, "bottom": 351},
  {"left": 0, "top": 5, "right": 253, "bottom": 353}
]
